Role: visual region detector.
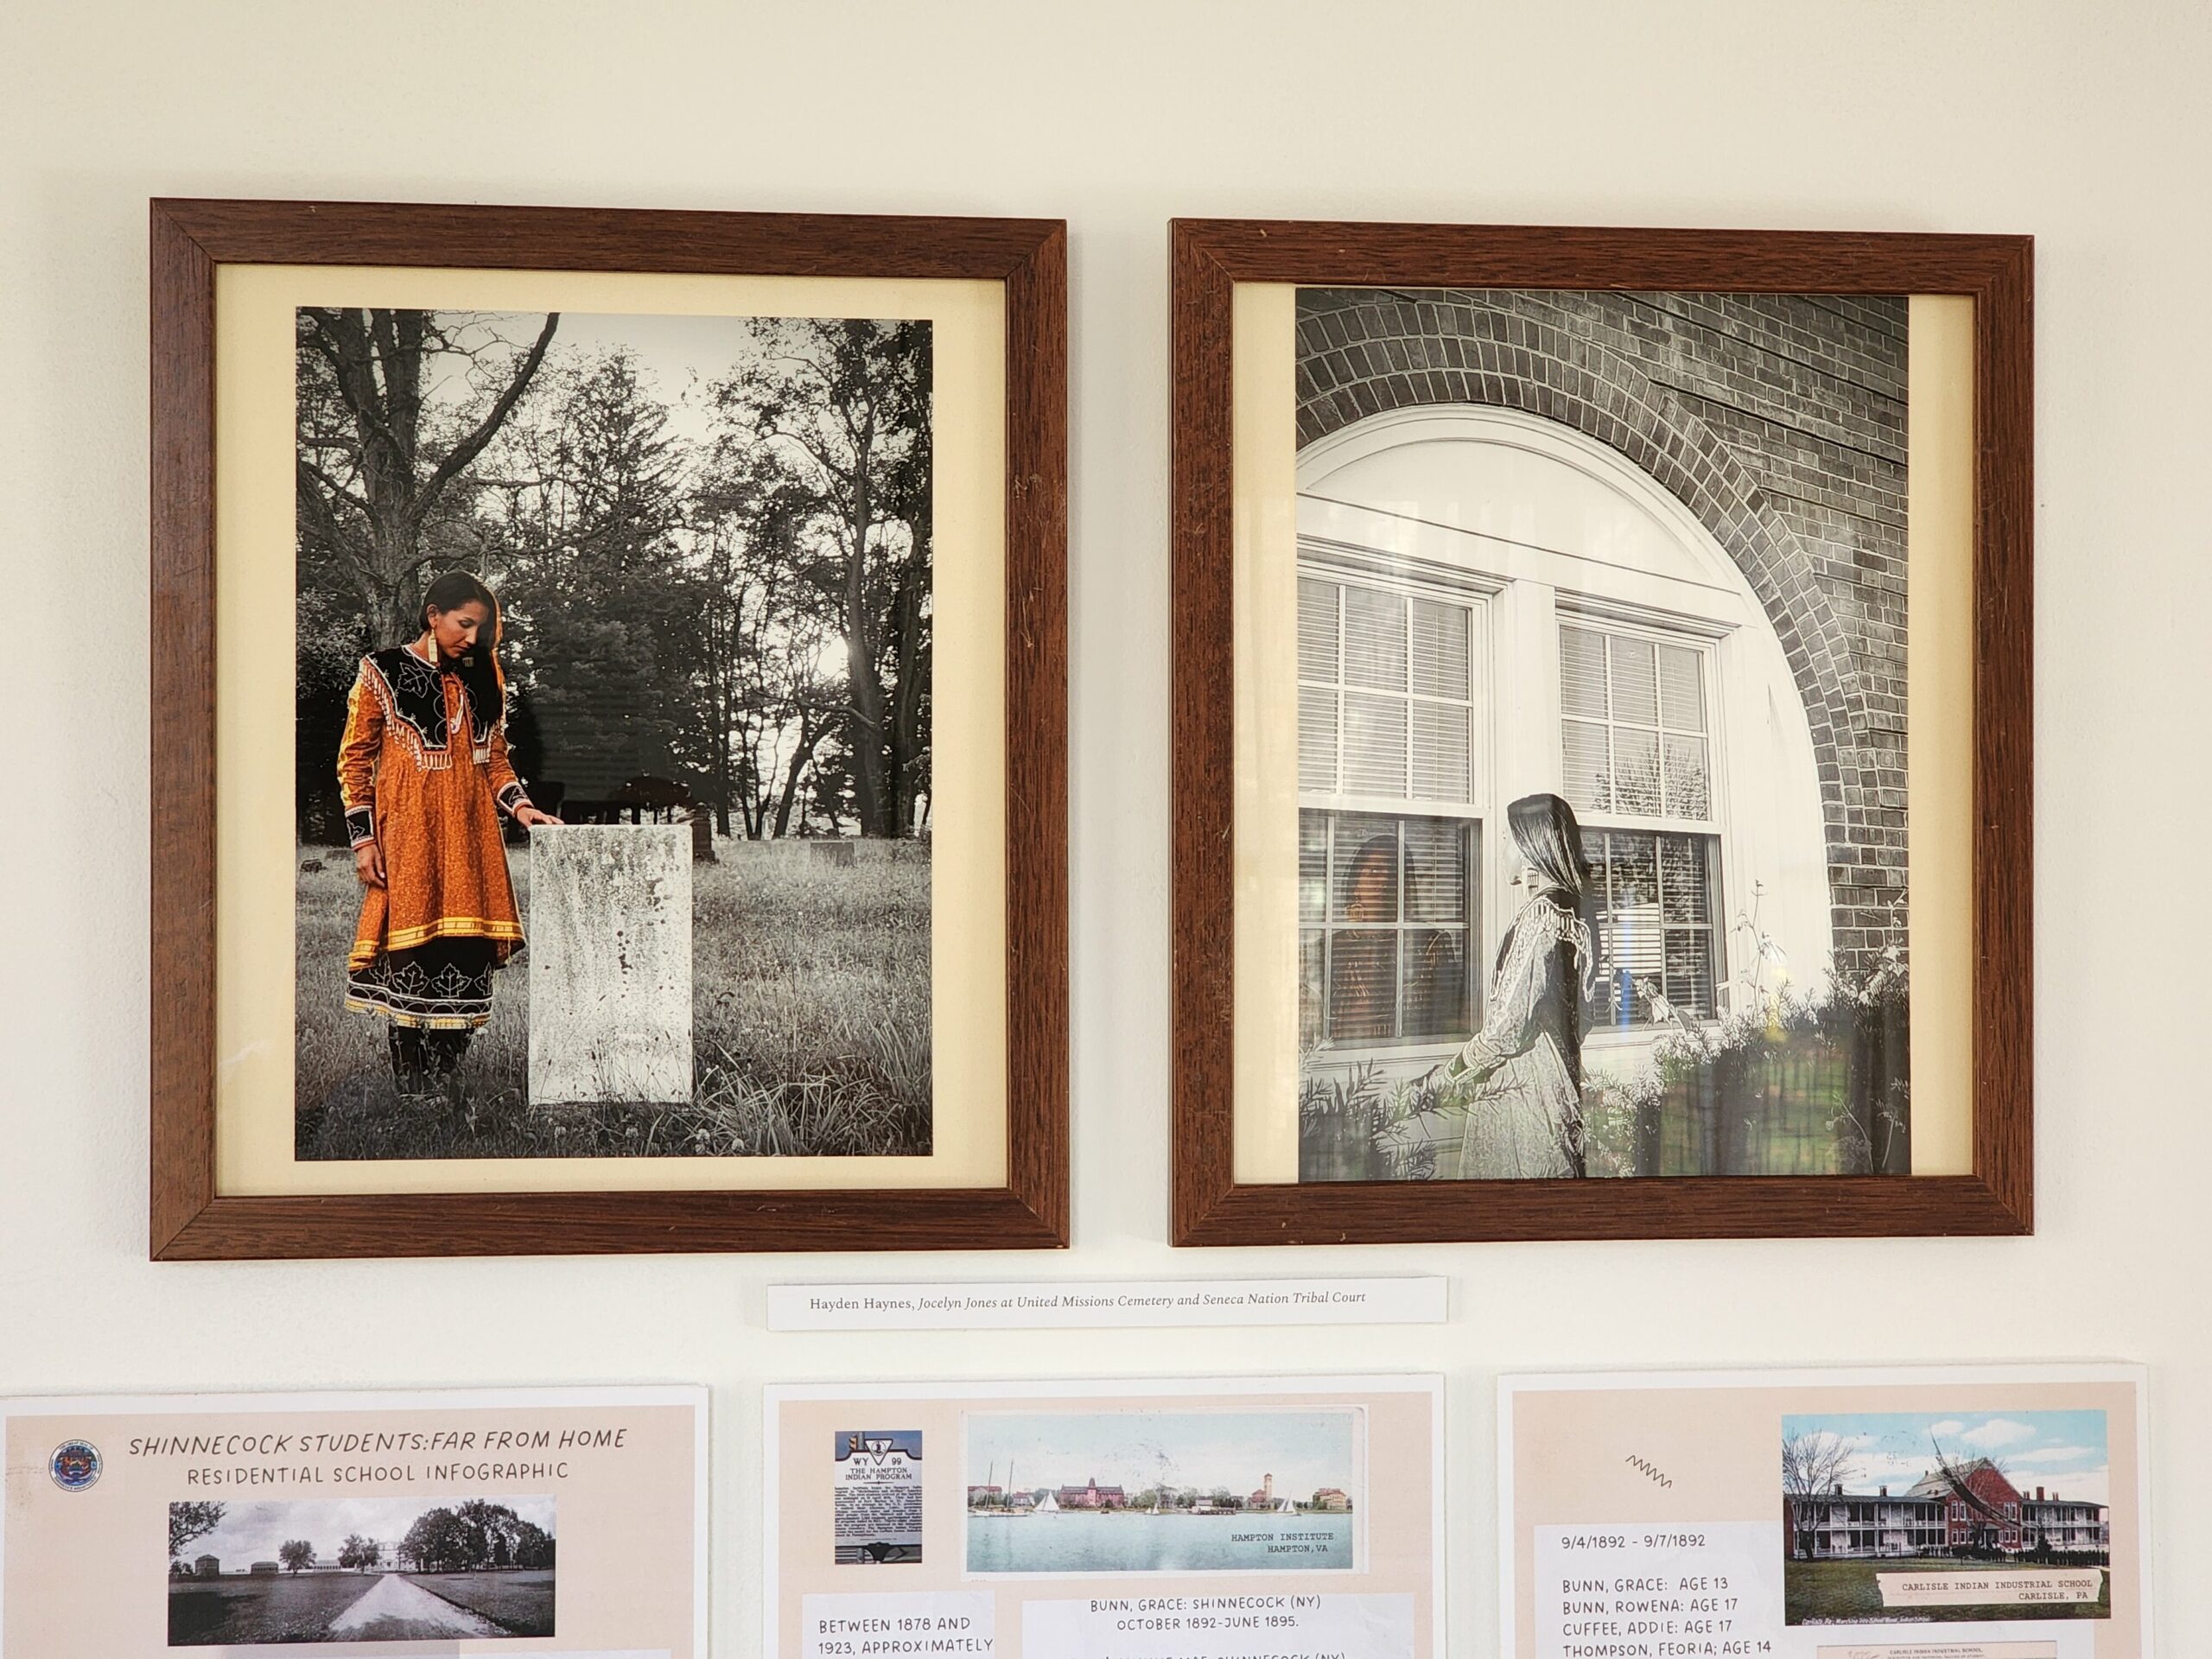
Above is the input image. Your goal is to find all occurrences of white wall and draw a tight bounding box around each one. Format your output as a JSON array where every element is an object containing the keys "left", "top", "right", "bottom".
[{"left": 0, "top": 3, "right": 2204, "bottom": 1652}]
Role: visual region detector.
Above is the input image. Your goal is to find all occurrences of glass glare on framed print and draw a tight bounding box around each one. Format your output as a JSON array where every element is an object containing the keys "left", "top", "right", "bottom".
[{"left": 1172, "top": 223, "right": 2032, "bottom": 1243}]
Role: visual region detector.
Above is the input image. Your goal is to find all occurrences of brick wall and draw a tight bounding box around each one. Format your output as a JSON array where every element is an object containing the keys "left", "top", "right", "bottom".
[{"left": 1295, "top": 288, "right": 1910, "bottom": 978}]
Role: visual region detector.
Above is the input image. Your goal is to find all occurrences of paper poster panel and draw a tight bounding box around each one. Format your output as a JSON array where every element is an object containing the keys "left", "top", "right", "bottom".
[
  {"left": 1, "top": 1386, "right": 705, "bottom": 1656},
  {"left": 766, "top": 1376, "right": 1442, "bottom": 1659},
  {"left": 1500, "top": 1367, "right": 2148, "bottom": 1659}
]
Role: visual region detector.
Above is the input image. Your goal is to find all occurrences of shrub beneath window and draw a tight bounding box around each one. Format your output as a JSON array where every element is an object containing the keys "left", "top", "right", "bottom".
[
  {"left": 1297, "top": 955, "right": 1909, "bottom": 1182},
  {"left": 1298, "top": 1061, "right": 1455, "bottom": 1182},
  {"left": 1581, "top": 960, "right": 1910, "bottom": 1178}
]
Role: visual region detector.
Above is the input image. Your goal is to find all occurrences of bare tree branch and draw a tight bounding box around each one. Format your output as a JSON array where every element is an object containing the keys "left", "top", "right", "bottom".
[{"left": 410, "top": 312, "right": 560, "bottom": 524}]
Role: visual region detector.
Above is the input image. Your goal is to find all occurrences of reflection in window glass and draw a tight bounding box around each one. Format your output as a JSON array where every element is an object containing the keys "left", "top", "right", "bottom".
[
  {"left": 1581, "top": 828, "right": 1722, "bottom": 1026},
  {"left": 1343, "top": 585, "right": 1406, "bottom": 690},
  {"left": 1328, "top": 929, "right": 1399, "bottom": 1044},
  {"left": 1297, "top": 573, "right": 1484, "bottom": 1052},
  {"left": 1300, "top": 810, "right": 1478, "bottom": 1047},
  {"left": 1300, "top": 577, "right": 1476, "bottom": 806},
  {"left": 1342, "top": 693, "right": 1408, "bottom": 796}
]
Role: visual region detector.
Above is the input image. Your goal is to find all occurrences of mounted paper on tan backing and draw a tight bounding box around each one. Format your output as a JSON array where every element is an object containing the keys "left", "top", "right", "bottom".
[
  {"left": 2, "top": 1385, "right": 706, "bottom": 1655},
  {"left": 1501, "top": 1368, "right": 2146, "bottom": 1659}
]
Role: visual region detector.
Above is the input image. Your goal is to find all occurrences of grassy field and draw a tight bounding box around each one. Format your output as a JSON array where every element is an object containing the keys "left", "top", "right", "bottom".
[
  {"left": 167, "top": 1573, "right": 375, "bottom": 1645},
  {"left": 1786, "top": 1557, "right": 2111, "bottom": 1622},
  {"left": 402, "top": 1569, "right": 555, "bottom": 1634},
  {"left": 294, "top": 836, "right": 931, "bottom": 1160}
]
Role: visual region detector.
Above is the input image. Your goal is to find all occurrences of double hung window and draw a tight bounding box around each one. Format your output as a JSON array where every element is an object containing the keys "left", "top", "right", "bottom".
[
  {"left": 1296, "top": 575, "right": 1481, "bottom": 1051},
  {"left": 1294, "top": 560, "right": 1732, "bottom": 1060},
  {"left": 1559, "top": 621, "right": 1724, "bottom": 1028}
]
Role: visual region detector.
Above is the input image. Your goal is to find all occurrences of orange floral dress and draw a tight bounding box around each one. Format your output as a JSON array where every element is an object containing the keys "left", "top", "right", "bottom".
[{"left": 337, "top": 642, "right": 531, "bottom": 1029}]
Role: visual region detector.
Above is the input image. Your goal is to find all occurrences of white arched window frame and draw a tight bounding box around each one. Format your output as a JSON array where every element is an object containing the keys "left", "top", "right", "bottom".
[{"left": 1294, "top": 404, "right": 1834, "bottom": 1084}]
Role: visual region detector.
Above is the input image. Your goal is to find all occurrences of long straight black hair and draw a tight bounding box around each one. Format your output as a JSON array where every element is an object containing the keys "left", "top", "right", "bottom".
[
  {"left": 1506, "top": 791, "right": 1590, "bottom": 906},
  {"left": 420, "top": 569, "right": 505, "bottom": 733}
]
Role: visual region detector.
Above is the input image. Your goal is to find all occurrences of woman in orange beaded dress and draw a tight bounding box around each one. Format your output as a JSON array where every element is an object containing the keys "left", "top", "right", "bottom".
[{"left": 338, "top": 571, "right": 560, "bottom": 1097}]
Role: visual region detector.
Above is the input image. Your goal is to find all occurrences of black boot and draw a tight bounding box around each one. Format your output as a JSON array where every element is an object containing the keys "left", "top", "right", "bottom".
[
  {"left": 387, "top": 1025, "right": 433, "bottom": 1098},
  {"left": 425, "top": 1029, "right": 473, "bottom": 1109}
]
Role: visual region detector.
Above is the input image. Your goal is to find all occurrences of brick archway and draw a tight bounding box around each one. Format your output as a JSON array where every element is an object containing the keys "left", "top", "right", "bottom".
[{"left": 1296, "top": 289, "right": 1891, "bottom": 975}]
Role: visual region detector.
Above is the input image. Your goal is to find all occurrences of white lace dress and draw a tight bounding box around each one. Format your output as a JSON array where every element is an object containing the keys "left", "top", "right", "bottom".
[{"left": 1446, "top": 893, "right": 1591, "bottom": 1179}]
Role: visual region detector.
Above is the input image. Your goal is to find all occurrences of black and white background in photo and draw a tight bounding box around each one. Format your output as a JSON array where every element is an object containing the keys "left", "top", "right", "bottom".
[
  {"left": 291, "top": 308, "right": 934, "bottom": 1162},
  {"left": 1292, "top": 288, "right": 1910, "bottom": 1183}
]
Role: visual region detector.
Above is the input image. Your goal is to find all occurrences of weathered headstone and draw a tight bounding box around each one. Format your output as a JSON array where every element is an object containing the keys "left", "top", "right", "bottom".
[{"left": 528, "top": 824, "right": 693, "bottom": 1105}]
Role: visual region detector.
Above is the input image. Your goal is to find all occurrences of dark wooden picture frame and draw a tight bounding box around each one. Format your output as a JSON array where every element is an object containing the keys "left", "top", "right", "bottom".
[
  {"left": 151, "top": 198, "right": 1067, "bottom": 1258},
  {"left": 1171, "top": 219, "right": 2031, "bottom": 1244}
]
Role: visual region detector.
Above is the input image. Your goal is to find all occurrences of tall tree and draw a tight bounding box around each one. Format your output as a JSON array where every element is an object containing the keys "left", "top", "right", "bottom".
[
  {"left": 477, "top": 348, "right": 696, "bottom": 803},
  {"left": 401, "top": 1506, "right": 470, "bottom": 1573},
  {"left": 880, "top": 319, "right": 934, "bottom": 832},
  {"left": 277, "top": 1539, "right": 315, "bottom": 1574},
  {"left": 453, "top": 1499, "right": 524, "bottom": 1571},
  {"left": 687, "top": 440, "right": 842, "bottom": 836},
  {"left": 511, "top": 1519, "right": 556, "bottom": 1569},
  {"left": 169, "top": 1502, "right": 226, "bottom": 1561},
  {"left": 1781, "top": 1430, "right": 1858, "bottom": 1559},
  {"left": 296, "top": 308, "right": 559, "bottom": 645},
  {"left": 712, "top": 318, "right": 931, "bottom": 836}
]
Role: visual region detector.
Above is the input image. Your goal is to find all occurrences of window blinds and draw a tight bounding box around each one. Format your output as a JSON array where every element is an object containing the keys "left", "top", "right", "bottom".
[
  {"left": 1559, "top": 622, "right": 1711, "bottom": 823},
  {"left": 1299, "top": 577, "right": 1475, "bottom": 805}
]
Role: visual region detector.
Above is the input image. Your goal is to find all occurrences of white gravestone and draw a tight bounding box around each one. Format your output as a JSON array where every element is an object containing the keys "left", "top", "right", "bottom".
[{"left": 528, "top": 824, "right": 693, "bottom": 1105}]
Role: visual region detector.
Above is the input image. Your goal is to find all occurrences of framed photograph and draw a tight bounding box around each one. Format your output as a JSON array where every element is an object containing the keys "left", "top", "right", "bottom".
[
  {"left": 150, "top": 198, "right": 1066, "bottom": 1257},
  {"left": 1171, "top": 220, "right": 2031, "bottom": 1243},
  {"left": 1500, "top": 1365, "right": 2150, "bottom": 1657},
  {"left": 764, "top": 1375, "right": 1443, "bottom": 1658},
  {"left": 2, "top": 1383, "right": 707, "bottom": 1655}
]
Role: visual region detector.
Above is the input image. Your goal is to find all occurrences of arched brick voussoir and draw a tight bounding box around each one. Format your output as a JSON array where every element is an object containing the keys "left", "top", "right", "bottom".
[{"left": 1294, "top": 290, "right": 1884, "bottom": 966}]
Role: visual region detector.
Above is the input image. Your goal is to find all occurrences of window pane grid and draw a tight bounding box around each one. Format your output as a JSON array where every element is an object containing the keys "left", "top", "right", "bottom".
[
  {"left": 1301, "top": 809, "right": 1479, "bottom": 1047},
  {"left": 1580, "top": 827, "right": 1722, "bottom": 1028},
  {"left": 1300, "top": 576, "right": 1478, "bottom": 807},
  {"left": 1559, "top": 623, "right": 1713, "bottom": 823}
]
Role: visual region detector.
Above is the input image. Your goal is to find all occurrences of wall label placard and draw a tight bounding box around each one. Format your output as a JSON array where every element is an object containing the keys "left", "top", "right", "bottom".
[{"left": 766, "top": 1276, "right": 1446, "bottom": 1331}]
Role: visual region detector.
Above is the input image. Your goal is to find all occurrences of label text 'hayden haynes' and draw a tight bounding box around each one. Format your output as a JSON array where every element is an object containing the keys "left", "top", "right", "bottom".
[{"left": 130, "top": 1427, "right": 628, "bottom": 1457}]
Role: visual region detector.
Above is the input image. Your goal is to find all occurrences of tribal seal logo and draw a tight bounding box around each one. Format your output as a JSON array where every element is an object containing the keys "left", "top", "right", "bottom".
[{"left": 48, "top": 1439, "right": 102, "bottom": 1491}]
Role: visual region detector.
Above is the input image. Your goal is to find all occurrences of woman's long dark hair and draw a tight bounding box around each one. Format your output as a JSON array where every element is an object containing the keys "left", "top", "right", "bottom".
[
  {"left": 1507, "top": 791, "right": 1590, "bottom": 907},
  {"left": 1498, "top": 791, "right": 1597, "bottom": 1000},
  {"left": 421, "top": 569, "right": 505, "bottom": 734}
]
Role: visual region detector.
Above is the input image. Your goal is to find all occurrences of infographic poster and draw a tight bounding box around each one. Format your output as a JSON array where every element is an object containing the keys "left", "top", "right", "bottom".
[{"left": 1, "top": 1384, "right": 705, "bottom": 1656}]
